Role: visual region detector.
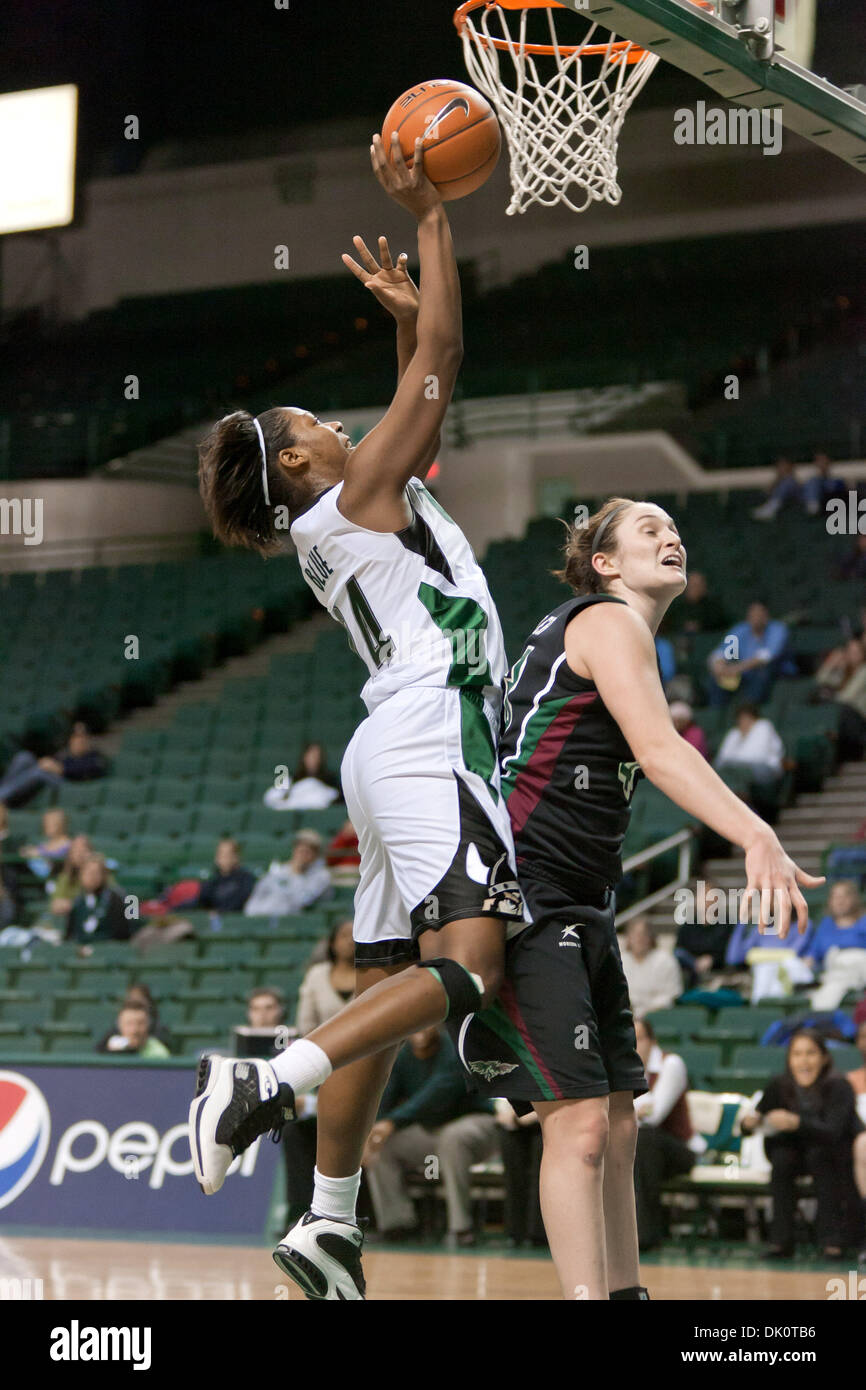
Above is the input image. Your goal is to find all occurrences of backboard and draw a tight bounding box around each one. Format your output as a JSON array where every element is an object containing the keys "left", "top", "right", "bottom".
[{"left": 566, "top": 0, "right": 866, "bottom": 171}]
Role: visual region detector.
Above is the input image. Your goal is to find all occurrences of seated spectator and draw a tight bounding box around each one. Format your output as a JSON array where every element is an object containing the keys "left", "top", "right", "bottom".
[
  {"left": 739, "top": 1029, "right": 863, "bottom": 1258},
  {"left": 621, "top": 916, "right": 683, "bottom": 1017},
  {"left": 362, "top": 1027, "right": 499, "bottom": 1246},
  {"left": 803, "top": 452, "right": 846, "bottom": 516},
  {"left": 48, "top": 833, "right": 95, "bottom": 918},
  {"left": 807, "top": 880, "right": 866, "bottom": 1010},
  {"left": 326, "top": 819, "right": 361, "bottom": 872},
  {"left": 20, "top": 808, "right": 72, "bottom": 880},
  {"left": 65, "top": 854, "right": 129, "bottom": 944},
  {"left": 632, "top": 1018, "right": 703, "bottom": 1251},
  {"left": 0, "top": 869, "right": 17, "bottom": 930},
  {"left": 669, "top": 701, "right": 710, "bottom": 761},
  {"left": 663, "top": 569, "right": 730, "bottom": 637},
  {"left": 655, "top": 632, "right": 676, "bottom": 688},
  {"left": 263, "top": 742, "right": 342, "bottom": 811},
  {"left": 714, "top": 701, "right": 785, "bottom": 818},
  {"left": 197, "top": 838, "right": 257, "bottom": 913},
  {"left": 848, "top": 1018, "right": 866, "bottom": 1097},
  {"left": 751, "top": 457, "right": 803, "bottom": 521},
  {"left": 96, "top": 982, "right": 174, "bottom": 1052},
  {"left": 837, "top": 534, "right": 866, "bottom": 582},
  {"left": 675, "top": 878, "right": 732, "bottom": 985},
  {"left": 494, "top": 1101, "right": 546, "bottom": 1249},
  {"left": 814, "top": 636, "right": 862, "bottom": 698},
  {"left": 827, "top": 637, "right": 866, "bottom": 762},
  {"left": 707, "top": 602, "right": 793, "bottom": 707},
  {"left": 0, "top": 724, "right": 108, "bottom": 808},
  {"left": 96, "top": 1001, "right": 171, "bottom": 1058},
  {"left": 296, "top": 919, "right": 356, "bottom": 1034},
  {"left": 130, "top": 909, "right": 197, "bottom": 954},
  {"left": 243, "top": 829, "right": 332, "bottom": 917}
]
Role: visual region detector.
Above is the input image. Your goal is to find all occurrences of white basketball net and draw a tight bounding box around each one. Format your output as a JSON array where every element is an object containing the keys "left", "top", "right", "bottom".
[{"left": 458, "top": 3, "right": 660, "bottom": 215}]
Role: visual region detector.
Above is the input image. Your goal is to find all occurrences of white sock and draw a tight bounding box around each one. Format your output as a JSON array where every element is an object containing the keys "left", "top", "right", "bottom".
[
  {"left": 271, "top": 1038, "right": 332, "bottom": 1093},
  {"left": 311, "top": 1167, "right": 361, "bottom": 1224}
]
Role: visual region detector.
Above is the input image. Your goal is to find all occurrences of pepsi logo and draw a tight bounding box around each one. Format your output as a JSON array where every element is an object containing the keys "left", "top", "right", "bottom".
[{"left": 0, "top": 1071, "right": 51, "bottom": 1209}]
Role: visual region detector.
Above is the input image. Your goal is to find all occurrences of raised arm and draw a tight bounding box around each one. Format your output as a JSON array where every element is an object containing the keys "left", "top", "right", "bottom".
[
  {"left": 565, "top": 603, "right": 824, "bottom": 937},
  {"left": 339, "top": 134, "right": 461, "bottom": 528},
  {"left": 341, "top": 233, "right": 440, "bottom": 480}
]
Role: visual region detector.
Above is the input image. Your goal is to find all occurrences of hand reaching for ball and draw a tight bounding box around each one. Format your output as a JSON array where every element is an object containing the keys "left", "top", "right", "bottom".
[
  {"left": 370, "top": 132, "right": 442, "bottom": 219},
  {"left": 341, "top": 234, "right": 419, "bottom": 323}
]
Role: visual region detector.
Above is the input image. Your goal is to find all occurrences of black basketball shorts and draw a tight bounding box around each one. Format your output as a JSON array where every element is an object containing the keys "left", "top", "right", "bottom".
[{"left": 457, "top": 871, "right": 648, "bottom": 1111}]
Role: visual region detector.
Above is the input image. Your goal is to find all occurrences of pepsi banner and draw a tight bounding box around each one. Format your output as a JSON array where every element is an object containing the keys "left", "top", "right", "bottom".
[{"left": 0, "top": 1065, "right": 281, "bottom": 1237}]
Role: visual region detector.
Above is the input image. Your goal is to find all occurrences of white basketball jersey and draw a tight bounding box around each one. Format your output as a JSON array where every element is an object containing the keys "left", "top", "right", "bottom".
[{"left": 290, "top": 477, "right": 507, "bottom": 716}]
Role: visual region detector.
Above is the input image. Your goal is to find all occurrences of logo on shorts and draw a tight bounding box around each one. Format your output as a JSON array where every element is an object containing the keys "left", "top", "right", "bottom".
[
  {"left": 468, "top": 1059, "right": 519, "bottom": 1081},
  {"left": 476, "top": 848, "right": 524, "bottom": 917},
  {"left": 559, "top": 923, "right": 583, "bottom": 947}
]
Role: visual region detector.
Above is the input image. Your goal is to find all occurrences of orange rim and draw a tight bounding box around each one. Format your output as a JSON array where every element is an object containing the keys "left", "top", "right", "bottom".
[{"left": 454, "top": 0, "right": 715, "bottom": 64}]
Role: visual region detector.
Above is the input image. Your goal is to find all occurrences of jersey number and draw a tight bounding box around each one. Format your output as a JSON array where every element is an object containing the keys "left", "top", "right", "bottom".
[{"left": 342, "top": 576, "right": 393, "bottom": 668}]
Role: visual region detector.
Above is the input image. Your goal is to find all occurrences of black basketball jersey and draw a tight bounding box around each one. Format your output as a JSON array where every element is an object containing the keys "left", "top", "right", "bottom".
[{"left": 499, "top": 593, "right": 645, "bottom": 893}]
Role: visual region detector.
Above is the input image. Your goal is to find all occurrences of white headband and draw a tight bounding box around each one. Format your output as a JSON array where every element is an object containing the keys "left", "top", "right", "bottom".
[{"left": 252, "top": 417, "right": 270, "bottom": 506}]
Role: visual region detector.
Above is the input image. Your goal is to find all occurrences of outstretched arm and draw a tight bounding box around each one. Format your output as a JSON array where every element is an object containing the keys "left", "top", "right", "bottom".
[
  {"left": 566, "top": 604, "right": 824, "bottom": 937},
  {"left": 339, "top": 134, "right": 460, "bottom": 527},
  {"left": 342, "top": 234, "right": 441, "bottom": 480}
]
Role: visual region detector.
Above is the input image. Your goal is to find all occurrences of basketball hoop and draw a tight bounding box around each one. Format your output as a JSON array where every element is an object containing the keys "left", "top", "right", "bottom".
[{"left": 453, "top": 0, "right": 666, "bottom": 214}]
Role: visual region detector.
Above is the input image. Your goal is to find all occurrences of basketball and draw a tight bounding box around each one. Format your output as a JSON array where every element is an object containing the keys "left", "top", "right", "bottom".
[{"left": 381, "top": 79, "right": 501, "bottom": 201}]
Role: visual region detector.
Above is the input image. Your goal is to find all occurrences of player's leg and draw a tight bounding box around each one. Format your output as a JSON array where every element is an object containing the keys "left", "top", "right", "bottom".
[
  {"left": 272, "top": 964, "right": 403, "bottom": 1302},
  {"left": 191, "top": 690, "right": 520, "bottom": 1196},
  {"left": 602, "top": 1090, "right": 641, "bottom": 1292},
  {"left": 534, "top": 1095, "right": 610, "bottom": 1300}
]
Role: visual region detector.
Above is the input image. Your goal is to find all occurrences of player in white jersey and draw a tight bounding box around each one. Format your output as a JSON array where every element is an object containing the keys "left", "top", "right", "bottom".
[{"left": 191, "top": 134, "right": 524, "bottom": 1298}]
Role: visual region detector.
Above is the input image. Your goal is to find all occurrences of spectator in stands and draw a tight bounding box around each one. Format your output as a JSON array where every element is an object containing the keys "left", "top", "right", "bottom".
[
  {"left": 494, "top": 1101, "right": 546, "bottom": 1249},
  {"left": 243, "top": 829, "right": 332, "bottom": 917},
  {"left": 621, "top": 916, "right": 683, "bottom": 1017},
  {"left": 327, "top": 818, "right": 361, "bottom": 871},
  {"left": 96, "top": 1001, "right": 171, "bottom": 1059},
  {"left": 831, "top": 638, "right": 866, "bottom": 762},
  {"left": 803, "top": 452, "right": 846, "bottom": 516},
  {"left": 0, "top": 724, "right": 108, "bottom": 808},
  {"left": 362, "top": 1027, "right": 499, "bottom": 1246},
  {"left": 848, "top": 1018, "right": 866, "bottom": 1097},
  {"left": 739, "top": 1029, "right": 863, "bottom": 1258},
  {"left": 96, "top": 983, "right": 174, "bottom": 1052},
  {"left": 807, "top": 880, "right": 866, "bottom": 1010},
  {"left": 714, "top": 701, "right": 785, "bottom": 819},
  {"left": 296, "top": 919, "right": 356, "bottom": 1034},
  {"left": 751, "top": 457, "right": 803, "bottom": 521},
  {"left": 632, "top": 1018, "right": 699, "bottom": 1251},
  {"left": 130, "top": 908, "right": 197, "bottom": 954},
  {"left": 707, "top": 602, "right": 792, "bottom": 707},
  {"left": 675, "top": 878, "right": 732, "bottom": 986},
  {"left": 65, "top": 853, "right": 129, "bottom": 944},
  {"left": 664, "top": 569, "right": 730, "bottom": 637},
  {"left": 836, "top": 534, "right": 866, "bottom": 582},
  {"left": 0, "top": 870, "right": 17, "bottom": 930},
  {"left": 263, "top": 742, "right": 342, "bottom": 811},
  {"left": 49, "top": 833, "right": 95, "bottom": 918},
  {"left": 20, "top": 808, "right": 72, "bottom": 880},
  {"left": 814, "top": 635, "right": 863, "bottom": 699},
  {"left": 655, "top": 631, "right": 676, "bottom": 688},
  {"left": 197, "top": 837, "right": 256, "bottom": 913},
  {"left": 669, "top": 701, "right": 710, "bottom": 761}
]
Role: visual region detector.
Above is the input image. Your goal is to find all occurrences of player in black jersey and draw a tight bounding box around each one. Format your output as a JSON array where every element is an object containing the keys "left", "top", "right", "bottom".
[{"left": 464, "top": 496, "right": 823, "bottom": 1300}]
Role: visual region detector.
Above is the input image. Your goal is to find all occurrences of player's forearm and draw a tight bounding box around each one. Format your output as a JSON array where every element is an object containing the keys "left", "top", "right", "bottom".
[
  {"left": 415, "top": 206, "right": 463, "bottom": 355},
  {"left": 396, "top": 318, "right": 417, "bottom": 384},
  {"left": 640, "top": 732, "right": 772, "bottom": 852}
]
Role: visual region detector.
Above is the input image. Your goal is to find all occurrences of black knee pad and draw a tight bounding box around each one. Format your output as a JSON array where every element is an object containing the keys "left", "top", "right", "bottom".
[{"left": 422, "top": 957, "right": 483, "bottom": 1022}]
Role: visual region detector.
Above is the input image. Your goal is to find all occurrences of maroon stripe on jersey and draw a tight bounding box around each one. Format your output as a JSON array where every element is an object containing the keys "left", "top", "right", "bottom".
[{"left": 507, "top": 692, "right": 597, "bottom": 838}]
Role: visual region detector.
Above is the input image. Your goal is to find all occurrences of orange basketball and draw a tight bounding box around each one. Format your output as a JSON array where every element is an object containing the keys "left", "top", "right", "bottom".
[{"left": 382, "top": 79, "right": 501, "bottom": 201}]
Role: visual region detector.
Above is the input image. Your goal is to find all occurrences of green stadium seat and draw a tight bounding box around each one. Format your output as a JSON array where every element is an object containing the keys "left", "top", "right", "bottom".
[
  {"left": 678, "top": 1042, "right": 725, "bottom": 1087},
  {"left": 0, "top": 1001, "right": 45, "bottom": 1027},
  {"left": 827, "top": 1044, "right": 863, "bottom": 1073},
  {"left": 644, "top": 1006, "right": 708, "bottom": 1042}
]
